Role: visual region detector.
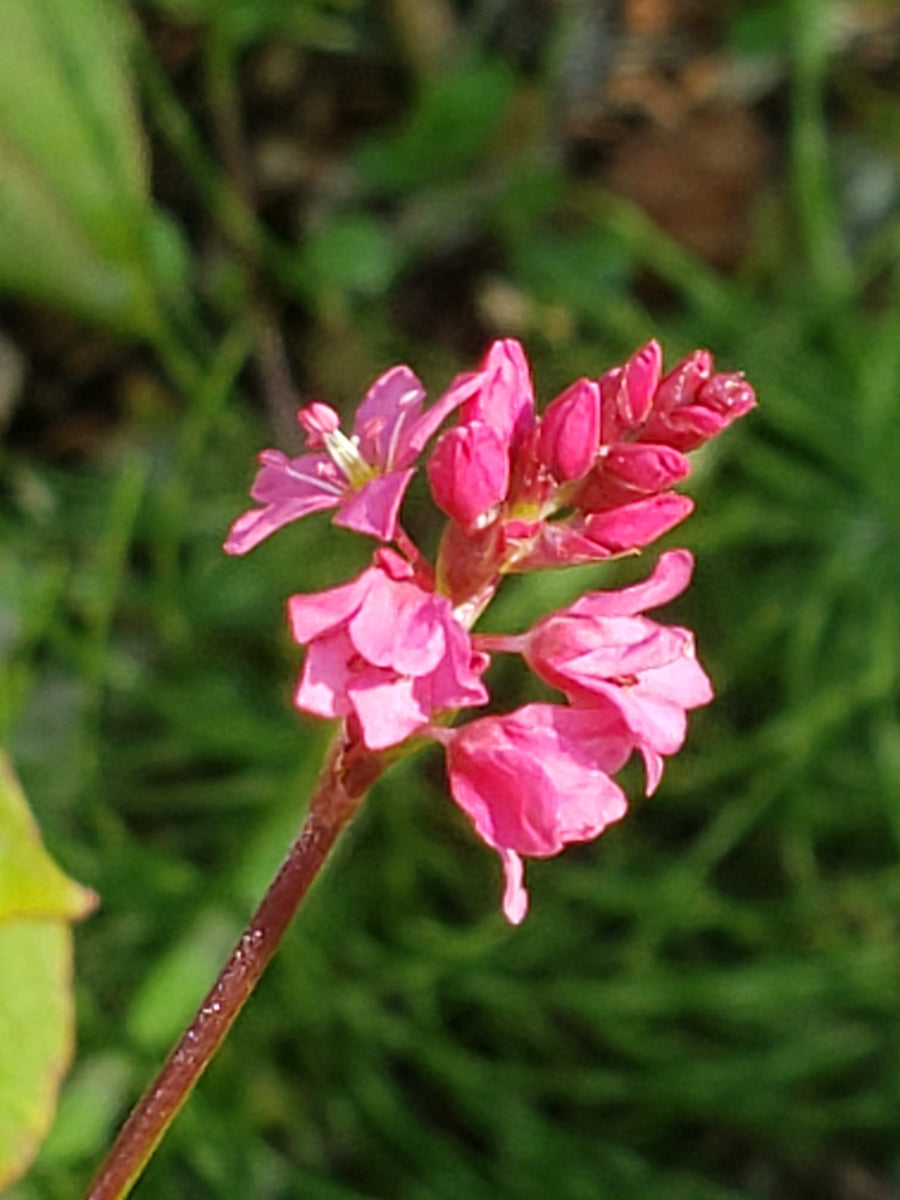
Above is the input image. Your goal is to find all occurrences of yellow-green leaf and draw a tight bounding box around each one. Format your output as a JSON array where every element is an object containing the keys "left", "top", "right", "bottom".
[{"left": 0, "top": 752, "right": 96, "bottom": 1191}]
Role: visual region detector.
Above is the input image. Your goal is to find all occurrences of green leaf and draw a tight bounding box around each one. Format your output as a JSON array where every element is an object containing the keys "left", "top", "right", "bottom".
[
  {"left": 0, "top": 0, "right": 183, "bottom": 332},
  {"left": 0, "top": 751, "right": 96, "bottom": 1192}
]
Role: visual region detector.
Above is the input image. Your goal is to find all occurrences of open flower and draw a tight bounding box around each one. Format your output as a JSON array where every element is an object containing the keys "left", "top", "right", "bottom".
[
  {"left": 226, "top": 364, "right": 467, "bottom": 554},
  {"left": 517, "top": 550, "right": 713, "bottom": 792},
  {"left": 438, "top": 704, "right": 635, "bottom": 923},
  {"left": 288, "top": 549, "right": 489, "bottom": 751}
]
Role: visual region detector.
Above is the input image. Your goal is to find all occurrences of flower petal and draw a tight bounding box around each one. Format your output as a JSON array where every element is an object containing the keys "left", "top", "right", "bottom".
[
  {"left": 538, "top": 378, "right": 600, "bottom": 483},
  {"left": 334, "top": 469, "right": 415, "bottom": 541},
  {"left": 352, "top": 366, "right": 427, "bottom": 469},
  {"left": 224, "top": 451, "right": 343, "bottom": 555},
  {"left": 348, "top": 572, "right": 447, "bottom": 675},
  {"left": 446, "top": 704, "right": 632, "bottom": 860},
  {"left": 288, "top": 572, "right": 373, "bottom": 644},
  {"left": 349, "top": 672, "right": 430, "bottom": 749},
  {"left": 568, "top": 549, "right": 694, "bottom": 618},
  {"left": 458, "top": 339, "right": 536, "bottom": 447}
]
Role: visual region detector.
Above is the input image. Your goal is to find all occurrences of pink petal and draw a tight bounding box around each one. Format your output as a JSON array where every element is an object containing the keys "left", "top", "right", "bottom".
[
  {"left": 568, "top": 550, "right": 695, "bottom": 618},
  {"left": 536, "top": 617, "right": 691, "bottom": 682},
  {"left": 580, "top": 492, "right": 694, "bottom": 554},
  {"left": 604, "top": 442, "right": 691, "bottom": 492},
  {"left": 599, "top": 340, "right": 662, "bottom": 439},
  {"left": 225, "top": 497, "right": 335, "bottom": 555},
  {"left": 293, "top": 630, "right": 357, "bottom": 719},
  {"left": 352, "top": 365, "right": 427, "bottom": 468},
  {"left": 334, "top": 468, "right": 415, "bottom": 541},
  {"left": 224, "top": 450, "right": 343, "bottom": 555},
  {"left": 297, "top": 402, "right": 340, "bottom": 448},
  {"left": 641, "top": 747, "right": 665, "bottom": 796},
  {"left": 347, "top": 571, "right": 447, "bottom": 675},
  {"left": 654, "top": 349, "right": 713, "bottom": 414},
  {"left": 629, "top": 647, "right": 714, "bottom": 709},
  {"left": 287, "top": 572, "right": 373, "bottom": 644},
  {"left": 583, "top": 685, "right": 689, "bottom": 756},
  {"left": 349, "top": 672, "right": 431, "bottom": 750},
  {"left": 458, "top": 339, "right": 536, "bottom": 447},
  {"left": 421, "top": 616, "right": 490, "bottom": 711},
  {"left": 446, "top": 704, "right": 632, "bottom": 860}
]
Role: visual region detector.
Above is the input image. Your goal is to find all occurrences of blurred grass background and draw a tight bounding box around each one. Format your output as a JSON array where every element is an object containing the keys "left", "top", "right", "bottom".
[{"left": 4, "top": 0, "right": 900, "bottom": 1196}]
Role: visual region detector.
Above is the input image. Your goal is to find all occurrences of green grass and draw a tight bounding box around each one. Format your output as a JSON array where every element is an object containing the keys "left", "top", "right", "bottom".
[{"left": 4, "top": 1, "right": 900, "bottom": 1196}]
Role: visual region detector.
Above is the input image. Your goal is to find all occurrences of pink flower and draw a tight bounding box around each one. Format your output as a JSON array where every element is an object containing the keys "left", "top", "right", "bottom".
[
  {"left": 427, "top": 339, "right": 536, "bottom": 529},
  {"left": 440, "top": 704, "right": 634, "bottom": 923},
  {"left": 226, "top": 364, "right": 467, "bottom": 554},
  {"left": 517, "top": 550, "right": 713, "bottom": 792},
  {"left": 287, "top": 550, "right": 489, "bottom": 751}
]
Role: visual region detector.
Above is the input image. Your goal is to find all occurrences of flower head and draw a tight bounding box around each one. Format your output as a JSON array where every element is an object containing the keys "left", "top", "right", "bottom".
[{"left": 226, "top": 336, "right": 756, "bottom": 925}]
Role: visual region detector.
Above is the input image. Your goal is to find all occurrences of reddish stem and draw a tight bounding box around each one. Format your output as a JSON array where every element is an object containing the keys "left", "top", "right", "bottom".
[{"left": 82, "top": 733, "right": 385, "bottom": 1200}]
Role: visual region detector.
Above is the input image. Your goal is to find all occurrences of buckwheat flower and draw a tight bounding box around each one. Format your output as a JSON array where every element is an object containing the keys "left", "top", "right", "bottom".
[
  {"left": 225, "top": 364, "right": 467, "bottom": 554},
  {"left": 435, "top": 704, "right": 635, "bottom": 923},
  {"left": 287, "top": 549, "right": 489, "bottom": 751},
  {"left": 516, "top": 550, "right": 713, "bottom": 792}
]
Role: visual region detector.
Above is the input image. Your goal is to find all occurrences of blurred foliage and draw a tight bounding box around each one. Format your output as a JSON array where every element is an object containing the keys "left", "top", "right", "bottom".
[
  {"left": 4, "top": 0, "right": 900, "bottom": 1198},
  {"left": 0, "top": 0, "right": 188, "bottom": 334},
  {"left": 0, "top": 753, "right": 95, "bottom": 1191}
]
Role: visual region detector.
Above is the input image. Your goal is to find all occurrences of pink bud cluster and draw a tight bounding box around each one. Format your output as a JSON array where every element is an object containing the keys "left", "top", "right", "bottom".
[{"left": 226, "top": 339, "right": 754, "bottom": 922}]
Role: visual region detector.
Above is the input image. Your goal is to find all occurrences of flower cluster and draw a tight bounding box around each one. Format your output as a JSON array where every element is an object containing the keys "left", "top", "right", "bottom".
[{"left": 226, "top": 340, "right": 754, "bottom": 922}]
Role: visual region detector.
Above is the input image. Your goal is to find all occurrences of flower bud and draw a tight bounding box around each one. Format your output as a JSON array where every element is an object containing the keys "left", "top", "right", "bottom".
[
  {"left": 538, "top": 378, "right": 600, "bottom": 483},
  {"left": 427, "top": 421, "right": 510, "bottom": 530}
]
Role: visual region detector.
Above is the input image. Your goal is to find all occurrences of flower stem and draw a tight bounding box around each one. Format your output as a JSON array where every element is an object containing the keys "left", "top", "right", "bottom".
[{"left": 81, "top": 732, "right": 385, "bottom": 1200}]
